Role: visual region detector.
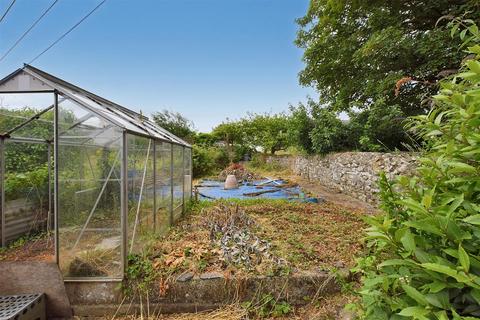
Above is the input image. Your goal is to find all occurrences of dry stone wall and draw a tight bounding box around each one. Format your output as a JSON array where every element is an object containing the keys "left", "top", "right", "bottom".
[{"left": 266, "top": 152, "right": 417, "bottom": 204}]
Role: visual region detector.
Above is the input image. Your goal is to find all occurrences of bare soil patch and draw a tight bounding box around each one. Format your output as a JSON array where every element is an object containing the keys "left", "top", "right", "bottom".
[{"left": 0, "top": 232, "right": 54, "bottom": 262}]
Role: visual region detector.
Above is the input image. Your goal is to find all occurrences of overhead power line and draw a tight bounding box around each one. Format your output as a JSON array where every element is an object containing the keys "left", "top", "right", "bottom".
[
  {"left": 28, "top": 0, "right": 107, "bottom": 64},
  {"left": 0, "top": 0, "right": 60, "bottom": 63},
  {"left": 0, "top": 0, "right": 16, "bottom": 24}
]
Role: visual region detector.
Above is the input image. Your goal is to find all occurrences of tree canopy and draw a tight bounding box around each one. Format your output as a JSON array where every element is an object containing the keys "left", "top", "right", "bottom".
[
  {"left": 296, "top": 0, "right": 478, "bottom": 114},
  {"left": 152, "top": 109, "right": 195, "bottom": 142}
]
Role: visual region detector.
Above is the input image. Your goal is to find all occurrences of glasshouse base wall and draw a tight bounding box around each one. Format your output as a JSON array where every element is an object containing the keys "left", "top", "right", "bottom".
[
  {"left": 66, "top": 270, "right": 346, "bottom": 316},
  {"left": 266, "top": 152, "right": 417, "bottom": 203}
]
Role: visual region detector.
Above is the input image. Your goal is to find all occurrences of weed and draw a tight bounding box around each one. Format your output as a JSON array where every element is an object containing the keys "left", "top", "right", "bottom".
[
  {"left": 243, "top": 294, "right": 292, "bottom": 318},
  {"left": 123, "top": 253, "right": 157, "bottom": 296}
]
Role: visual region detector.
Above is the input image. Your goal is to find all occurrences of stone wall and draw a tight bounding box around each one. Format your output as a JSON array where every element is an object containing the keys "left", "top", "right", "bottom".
[{"left": 266, "top": 152, "right": 417, "bottom": 203}]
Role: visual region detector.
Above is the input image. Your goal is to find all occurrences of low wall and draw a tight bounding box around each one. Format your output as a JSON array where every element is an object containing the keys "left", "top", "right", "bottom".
[
  {"left": 266, "top": 152, "right": 417, "bottom": 203},
  {"left": 66, "top": 269, "right": 345, "bottom": 316}
]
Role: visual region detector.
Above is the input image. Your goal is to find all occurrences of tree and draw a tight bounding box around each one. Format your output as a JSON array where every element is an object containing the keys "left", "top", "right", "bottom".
[
  {"left": 242, "top": 113, "right": 290, "bottom": 155},
  {"left": 296, "top": 0, "right": 478, "bottom": 112},
  {"left": 309, "top": 105, "right": 351, "bottom": 154},
  {"left": 288, "top": 101, "right": 316, "bottom": 154},
  {"left": 211, "top": 120, "right": 244, "bottom": 162},
  {"left": 152, "top": 110, "right": 195, "bottom": 142},
  {"left": 296, "top": 0, "right": 479, "bottom": 149}
]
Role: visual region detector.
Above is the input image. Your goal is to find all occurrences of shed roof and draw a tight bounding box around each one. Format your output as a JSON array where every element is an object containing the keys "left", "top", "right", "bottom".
[{"left": 0, "top": 65, "right": 190, "bottom": 147}]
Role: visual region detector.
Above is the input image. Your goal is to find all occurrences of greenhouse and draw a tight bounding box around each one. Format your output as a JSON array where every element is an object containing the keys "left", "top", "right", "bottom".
[{"left": 0, "top": 65, "right": 192, "bottom": 281}]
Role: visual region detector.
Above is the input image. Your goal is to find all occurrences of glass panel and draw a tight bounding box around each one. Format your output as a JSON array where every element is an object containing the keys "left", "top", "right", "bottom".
[
  {"left": 57, "top": 98, "right": 123, "bottom": 278},
  {"left": 184, "top": 147, "right": 192, "bottom": 204},
  {"left": 127, "top": 135, "right": 154, "bottom": 254},
  {"left": 172, "top": 144, "right": 184, "bottom": 222},
  {"left": 155, "top": 141, "right": 172, "bottom": 234},
  {"left": 0, "top": 93, "right": 54, "bottom": 139},
  {"left": 4, "top": 141, "right": 51, "bottom": 246}
]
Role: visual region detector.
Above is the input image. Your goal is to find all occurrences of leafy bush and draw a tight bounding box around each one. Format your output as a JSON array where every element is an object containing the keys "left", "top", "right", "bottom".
[
  {"left": 309, "top": 107, "right": 351, "bottom": 154},
  {"left": 192, "top": 145, "right": 229, "bottom": 178},
  {"left": 355, "top": 21, "right": 480, "bottom": 319},
  {"left": 5, "top": 165, "right": 49, "bottom": 203}
]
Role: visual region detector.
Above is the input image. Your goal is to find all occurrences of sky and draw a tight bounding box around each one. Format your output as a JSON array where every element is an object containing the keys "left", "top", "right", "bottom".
[{"left": 0, "top": 0, "right": 316, "bottom": 132}]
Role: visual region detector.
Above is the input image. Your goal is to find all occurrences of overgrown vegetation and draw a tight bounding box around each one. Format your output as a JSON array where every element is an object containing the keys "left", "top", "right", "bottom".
[
  {"left": 354, "top": 20, "right": 480, "bottom": 319},
  {"left": 127, "top": 199, "right": 365, "bottom": 284}
]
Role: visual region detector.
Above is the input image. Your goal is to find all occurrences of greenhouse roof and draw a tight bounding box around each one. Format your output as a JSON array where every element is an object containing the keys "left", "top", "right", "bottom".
[{"left": 0, "top": 64, "right": 190, "bottom": 147}]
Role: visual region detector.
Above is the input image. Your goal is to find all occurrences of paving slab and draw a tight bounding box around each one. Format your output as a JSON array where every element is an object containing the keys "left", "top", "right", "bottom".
[{"left": 0, "top": 261, "right": 73, "bottom": 318}]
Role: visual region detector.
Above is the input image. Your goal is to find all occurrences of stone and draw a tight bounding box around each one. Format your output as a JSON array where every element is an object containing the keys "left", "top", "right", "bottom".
[
  {"left": 199, "top": 272, "right": 224, "bottom": 280},
  {"left": 338, "top": 309, "right": 356, "bottom": 320},
  {"left": 177, "top": 272, "right": 194, "bottom": 282},
  {"left": 266, "top": 152, "right": 417, "bottom": 204}
]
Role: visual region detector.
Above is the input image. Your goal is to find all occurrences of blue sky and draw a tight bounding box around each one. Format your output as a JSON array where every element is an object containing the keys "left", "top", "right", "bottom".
[{"left": 0, "top": 0, "right": 316, "bottom": 132}]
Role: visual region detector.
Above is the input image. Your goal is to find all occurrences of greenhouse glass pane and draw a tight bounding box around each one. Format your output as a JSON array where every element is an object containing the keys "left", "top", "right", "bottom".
[
  {"left": 172, "top": 144, "right": 184, "bottom": 223},
  {"left": 127, "top": 135, "right": 155, "bottom": 254},
  {"left": 0, "top": 93, "right": 54, "bottom": 139},
  {"left": 184, "top": 148, "right": 192, "bottom": 204},
  {"left": 57, "top": 98, "right": 123, "bottom": 279},
  {"left": 155, "top": 141, "right": 172, "bottom": 234},
  {"left": 3, "top": 141, "right": 50, "bottom": 246}
]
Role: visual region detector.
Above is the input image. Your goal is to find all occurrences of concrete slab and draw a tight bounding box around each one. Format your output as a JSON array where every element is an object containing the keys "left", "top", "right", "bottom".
[{"left": 0, "top": 261, "right": 73, "bottom": 318}]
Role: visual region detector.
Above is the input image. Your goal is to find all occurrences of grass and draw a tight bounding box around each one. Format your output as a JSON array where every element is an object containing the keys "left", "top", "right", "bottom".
[{"left": 112, "top": 292, "right": 357, "bottom": 319}]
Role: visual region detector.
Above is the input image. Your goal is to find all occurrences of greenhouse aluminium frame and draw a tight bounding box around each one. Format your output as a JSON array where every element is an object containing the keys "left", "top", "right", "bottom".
[{"left": 0, "top": 65, "right": 192, "bottom": 281}]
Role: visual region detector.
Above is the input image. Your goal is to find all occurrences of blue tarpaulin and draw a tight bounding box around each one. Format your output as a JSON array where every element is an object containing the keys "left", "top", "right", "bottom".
[{"left": 196, "top": 179, "right": 319, "bottom": 202}]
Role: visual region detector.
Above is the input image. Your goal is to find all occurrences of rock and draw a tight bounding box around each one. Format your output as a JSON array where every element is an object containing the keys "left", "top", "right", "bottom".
[
  {"left": 199, "top": 272, "right": 224, "bottom": 280},
  {"left": 338, "top": 309, "right": 356, "bottom": 320},
  {"left": 177, "top": 272, "right": 194, "bottom": 282}
]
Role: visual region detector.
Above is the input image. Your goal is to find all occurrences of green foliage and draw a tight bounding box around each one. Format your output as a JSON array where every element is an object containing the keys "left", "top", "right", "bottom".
[
  {"left": 152, "top": 109, "right": 195, "bottom": 142},
  {"left": 287, "top": 101, "right": 315, "bottom": 154},
  {"left": 5, "top": 165, "right": 49, "bottom": 201},
  {"left": 296, "top": 0, "right": 477, "bottom": 112},
  {"left": 355, "top": 21, "right": 480, "bottom": 319},
  {"left": 242, "top": 294, "right": 292, "bottom": 318},
  {"left": 295, "top": 0, "right": 480, "bottom": 151},
  {"left": 193, "top": 132, "right": 217, "bottom": 146},
  {"left": 309, "top": 105, "right": 351, "bottom": 154},
  {"left": 241, "top": 112, "right": 290, "bottom": 155},
  {"left": 211, "top": 120, "right": 245, "bottom": 162},
  {"left": 192, "top": 144, "right": 229, "bottom": 178},
  {"left": 124, "top": 253, "right": 157, "bottom": 295}
]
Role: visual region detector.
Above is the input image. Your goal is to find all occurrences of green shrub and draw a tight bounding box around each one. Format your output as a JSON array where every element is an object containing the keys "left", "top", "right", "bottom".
[
  {"left": 354, "top": 21, "right": 480, "bottom": 319},
  {"left": 192, "top": 145, "right": 229, "bottom": 178},
  {"left": 5, "top": 165, "right": 49, "bottom": 203}
]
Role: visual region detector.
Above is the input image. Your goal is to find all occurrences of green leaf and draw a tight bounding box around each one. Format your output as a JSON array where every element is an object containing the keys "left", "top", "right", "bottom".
[
  {"left": 421, "top": 263, "right": 458, "bottom": 278},
  {"left": 424, "top": 281, "right": 447, "bottom": 293},
  {"left": 463, "top": 215, "right": 480, "bottom": 225},
  {"left": 401, "top": 229, "right": 416, "bottom": 252},
  {"left": 405, "top": 220, "right": 443, "bottom": 236},
  {"left": 378, "top": 259, "right": 417, "bottom": 268},
  {"left": 425, "top": 291, "right": 450, "bottom": 309},
  {"left": 467, "top": 60, "right": 480, "bottom": 74},
  {"left": 402, "top": 284, "right": 429, "bottom": 306},
  {"left": 458, "top": 244, "right": 470, "bottom": 272},
  {"left": 398, "top": 306, "right": 428, "bottom": 317},
  {"left": 471, "top": 289, "right": 480, "bottom": 304},
  {"left": 448, "top": 162, "right": 476, "bottom": 174}
]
